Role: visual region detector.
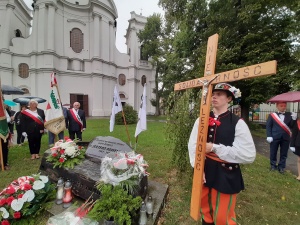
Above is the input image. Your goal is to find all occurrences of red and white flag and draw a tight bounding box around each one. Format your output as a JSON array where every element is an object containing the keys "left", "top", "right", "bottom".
[
  {"left": 45, "top": 72, "right": 65, "bottom": 134},
  {"left": 50, "top": 72, "right": 57, "bottom": 87},
  {"left": 110, "top": 85, "right": 123, "bottom": 132},
  {"left": 135, "top": 84, "right": 147, "bottom": 137}
]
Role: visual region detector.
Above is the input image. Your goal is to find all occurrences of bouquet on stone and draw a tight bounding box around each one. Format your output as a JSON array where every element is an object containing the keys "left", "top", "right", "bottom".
[
  {"left": 98, "top": 151, "right": 149, "bottom": 194},
  {"left": 0, "top": 174, "right": 55, "bottom": 225},
  {"left": 46, "top": 137, "right": 86, "bottom": 169}
]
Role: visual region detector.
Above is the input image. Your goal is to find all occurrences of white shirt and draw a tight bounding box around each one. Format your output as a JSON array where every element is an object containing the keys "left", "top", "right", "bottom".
[{"left": 188, "top": 117, "right": 256, "bottom": 167}]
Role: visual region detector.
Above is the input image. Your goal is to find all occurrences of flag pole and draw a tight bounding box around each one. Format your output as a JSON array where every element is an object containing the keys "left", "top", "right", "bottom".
[
  {"left": 135, "top": 135, "right": 139, "bottom": 151},
  {"left": 121, "top": 110, "right": 132, "bottom": 147},
  {"left": 0, "top": 140, "right": 4, "bottom": 171}
]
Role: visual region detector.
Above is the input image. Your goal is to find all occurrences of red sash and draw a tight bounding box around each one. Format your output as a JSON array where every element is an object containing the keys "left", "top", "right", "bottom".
[
  {"left": 270, "top": 113, "right": 292, "bottom": 136},
  {"left": 297, "top": 120, "right": 300, "bottom": 130},
  {"left": 70, "top": 108, "right": 83, "bottom": 130},
  {"left": 21, "top": 109, "right": 44, "bottom": 126}
]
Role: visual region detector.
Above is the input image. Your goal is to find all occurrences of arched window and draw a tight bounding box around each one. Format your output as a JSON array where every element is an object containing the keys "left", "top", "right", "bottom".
[
  {"left": 140, "top": 45, "right": 148, "bottom": 60},
  {"left": 141, "top": 75, "right": 146, "bottom": 86},
  {"left": 118, "top": 74, "right": 126, "bottom": 86},
  {"left": 119, "top": 94, "right": 125, "bottom": 99},
  {"left": 18, "top": 63, "right": 29, "bottom": 78},
  {"left": 21, "top": 88, "right": 30, "bottom": 94},
  {"left": 15, "top": 29, "right": 22, "bottom": 37},
  {"left": 70, "top": 28, "right": 84, "bottom": 53}
]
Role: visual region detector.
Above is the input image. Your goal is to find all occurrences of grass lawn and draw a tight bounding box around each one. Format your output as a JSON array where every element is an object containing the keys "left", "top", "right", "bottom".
[{"left": 1, "top": 118, "right": 299, "bottom": 224}]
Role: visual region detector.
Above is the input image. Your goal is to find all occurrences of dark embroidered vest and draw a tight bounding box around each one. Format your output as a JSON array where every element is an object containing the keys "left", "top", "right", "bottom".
[{"left": 204, "top": 111, "right": 244, "bottom": 194}]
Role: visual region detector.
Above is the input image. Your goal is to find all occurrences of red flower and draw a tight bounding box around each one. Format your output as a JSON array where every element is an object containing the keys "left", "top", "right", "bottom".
[
  {"left": 28, "top": 177, "right": 35, "bottom": 182},
  {"left": 0, "top": 198, "right": 6, "bottom": 206},
  {"left": 59, "top": 158, "right": 65, "bottom": 163},
  {"left": 64, "top": 136, "right": 69, "bottom": 141},
  {"left": 52, "top": 153, "right": 58, "bottom": 157},
  {"left": 78, "top": 146, "right": 82, "bottom": 150},
  {"left": 18, "top": 194, "right": 24, "bottom": 199},
  {"left": 127, "top": 159, "right": 135, "bottom": 165},
  {"left": 6, "top": 196, "right": 15, "bottom": 205},
  {"left": 5, "top": 186, "right": 16, "bottom": 195},
  {"left": 22, "top": 183, "right": 32, "bottom": 191},
  {"left": 60, "top": 149, "right": 65, "bottom": 154},
  {"left": 1, "top": 220, "right": 10, "bottom": 225},
  {"left": 13, "top": 211, "right": 21, "bottom": 219}
]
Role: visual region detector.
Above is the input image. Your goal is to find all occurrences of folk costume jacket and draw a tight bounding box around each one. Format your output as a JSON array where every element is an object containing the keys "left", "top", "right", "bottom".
[
  {"left": 266, "top": 112, "right": 294, "bottom": 141},
  {"left": 66, "top": 108, "right": 86, "bottom": 132},
  {"left": 20, "top": 108, "right": 45, "bottom": 135},
  {"left": 188, "top": 111, "right": 256, "bottom": 194}
]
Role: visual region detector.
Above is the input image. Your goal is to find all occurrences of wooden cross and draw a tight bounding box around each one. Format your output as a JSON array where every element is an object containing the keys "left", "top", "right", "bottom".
[{"left": 174, "top": 34, "right": 277, "bottom": 221}]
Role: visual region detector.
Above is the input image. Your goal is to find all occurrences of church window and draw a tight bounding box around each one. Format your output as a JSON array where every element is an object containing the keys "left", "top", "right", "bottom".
[
  {"left": 119, "top": 94, "right": 125, "bottom": 99},
  {"left": 18, "top": 63, "right": 29, "bottom": 78},
  {"left": 15, "top": 29, "right": 22, "bottom": 37},
  {"left": 141, "top": 75, "right": 146, "bottom": 86},
  {"left": 119, "top": 74, "right": 126, "bottom": 86},
  {"left": 70, "top": 28, "right": 84, "bottom": 53}
]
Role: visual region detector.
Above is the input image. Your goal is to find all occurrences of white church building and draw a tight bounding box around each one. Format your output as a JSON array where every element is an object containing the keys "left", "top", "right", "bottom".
[{"left": 0, "top": 0, "right": 156, "bottom": 116}]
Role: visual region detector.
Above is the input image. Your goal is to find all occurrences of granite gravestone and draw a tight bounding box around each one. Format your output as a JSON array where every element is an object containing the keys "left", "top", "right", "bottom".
[
  {"left": 86, "top": 136, "right": 133, "bottom": 163},
  {"left": 39, "top": 136, "right": 148, "bottom": 200}
]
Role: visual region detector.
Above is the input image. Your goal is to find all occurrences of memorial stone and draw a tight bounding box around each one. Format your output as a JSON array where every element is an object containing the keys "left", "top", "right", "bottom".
[{"left": 86, "top": 136, "right": 133, "bottom": 163}]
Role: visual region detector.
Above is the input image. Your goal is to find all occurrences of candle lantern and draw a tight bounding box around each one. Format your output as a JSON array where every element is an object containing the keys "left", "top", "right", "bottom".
[
  {"left": 146, "top": 195, "right": 154, "bottom": 215},
  {"left": 63, "top": 180, "right": 73, "bottom": 208},
  {"left": 139, "top": 201, "right": 147, "bottom": 225},
  {"left": 56, "top": 178, "right": 64, "bottom": 205}
]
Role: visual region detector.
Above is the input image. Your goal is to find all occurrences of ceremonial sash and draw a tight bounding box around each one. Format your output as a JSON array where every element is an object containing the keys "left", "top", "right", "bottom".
[
  {"left": 270, "top": 113, "right": 292, "bottom": 136},
  {"left": 70, "top": 108, "right": 83, "bottom": 130},
  {"left": 297, "top": 120, "right": 300, "bottom": 130},
  {"left": 21, "top": 109, "right": 44, "bottom": 126}
]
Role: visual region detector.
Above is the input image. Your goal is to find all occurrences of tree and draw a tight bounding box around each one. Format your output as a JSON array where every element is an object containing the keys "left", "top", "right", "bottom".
[
  {"left": 137, "top": 14, "right": 164, "bottom": 115},
  {"left": 159, "top": 0, "right": 300, "bottom": 122}
]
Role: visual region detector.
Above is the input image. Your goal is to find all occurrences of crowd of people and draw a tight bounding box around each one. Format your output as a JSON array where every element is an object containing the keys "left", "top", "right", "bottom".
[{"left": 1, "top": 101, "right": 86, "bottom": 170}]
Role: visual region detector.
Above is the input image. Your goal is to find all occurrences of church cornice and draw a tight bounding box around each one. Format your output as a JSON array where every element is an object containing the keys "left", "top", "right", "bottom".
[
  {"left": 67, "top": 19, "right": 86, "bottom": 26},
  {"left": 0, "top": 66, "right": 14, "bottom": 72}
]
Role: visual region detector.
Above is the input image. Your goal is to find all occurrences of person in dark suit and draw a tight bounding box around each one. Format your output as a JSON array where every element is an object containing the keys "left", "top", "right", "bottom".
[
  {"left": 266, "top": 102, "right": 296, "bottom": 173},
  {"left": 1, "top": 105, "right": 12, "bottom": 170},
  {"left": 66, "top": 102, "right": 86, "bottom": 140},
  {"left": 14, "top": 105, "right": 27, "bottom": 146},
  {"left": 290, "top": 112, "right": 300, "bottom": 181},
  {"left": 20, "top": 100, "right": 45, "bottom": 160}
]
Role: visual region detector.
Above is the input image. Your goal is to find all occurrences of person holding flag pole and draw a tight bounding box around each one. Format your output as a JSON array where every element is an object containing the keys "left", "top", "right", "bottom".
[
  {"left": 135, "top": 84, "right": 147, "bottom": 149},
  {"left": 45, "top": 72, "right": 66, "bottom": 145},
  {"left": 109, "top": 85, "right": 131, "bottom": 146},
  {"left": 0, "top": 80, "right": 10, "bottom": 171}
]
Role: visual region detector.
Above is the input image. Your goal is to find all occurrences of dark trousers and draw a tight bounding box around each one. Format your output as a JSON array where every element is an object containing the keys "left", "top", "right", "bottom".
[
  {"left": 16, "top": 126, "right": 25, "bottom": 144},
  {"left": 270, "top": 139, "right": 289, "bottom": 169},
  {"left": 1, "top": 139, "right": 9, "bottom": 166},
  {"left": 68, "top": 130, "right": 82, "bottom": 141},
  {"left": 28, "top": 133, "right": 42, "bottom": 155}
]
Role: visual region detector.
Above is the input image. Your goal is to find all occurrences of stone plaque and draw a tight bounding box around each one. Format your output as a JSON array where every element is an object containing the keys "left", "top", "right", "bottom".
[{"left": 85, "top": 136, "right": 133, "bottom": 162}]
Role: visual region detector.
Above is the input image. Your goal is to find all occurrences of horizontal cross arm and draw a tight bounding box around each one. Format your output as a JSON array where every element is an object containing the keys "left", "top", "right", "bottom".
[{"left": 174, "top": 60, "right": 277, "bottom": 91}]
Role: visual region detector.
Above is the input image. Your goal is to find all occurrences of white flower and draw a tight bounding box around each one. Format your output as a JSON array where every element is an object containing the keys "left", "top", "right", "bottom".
[
  {"left": 60, "top": 141, "right": 75, "bottom": 149},
  {"left": 11, "top": 198, "right": 25, "bottom": 212},
  {"left": 33, "top": 180, "right": 45, "bottom": 190},
  {"left": 22, "top": 190, "right": 35, "bottom": 202},
  {"left": 39, "top": 175, "right": 49, "bottom": 183},
  {"left": 0, "top": 207, "right": 9, "bottom": 218},
  {"left": 65, "top": 146, "right": 77, "bottom": 157}
]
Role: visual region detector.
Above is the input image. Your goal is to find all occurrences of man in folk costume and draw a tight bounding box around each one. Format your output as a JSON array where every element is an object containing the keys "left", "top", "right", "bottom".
[
  {"left": 66, "top": 102, "right": 86, "bottom": 140},
  {"left": 266, "top": 102, "right": 296, "bottom": 173},
  {"left": 20, "top": 100, "right": 45, "bottom": 160},
  {"left": 188, "top": 83, "right": 256, "bottom": 225}
]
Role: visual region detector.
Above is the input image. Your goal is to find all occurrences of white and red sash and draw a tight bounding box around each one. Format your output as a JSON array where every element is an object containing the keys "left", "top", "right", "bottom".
[
  {"left": 70, "top": 108, "right": 83, "bottom": 130},
  {"left": 21, "top": 109, "right": 44, "bottom": 126},
  {"left": 270, "top": 112, "right": 292, "bottom": 136}
]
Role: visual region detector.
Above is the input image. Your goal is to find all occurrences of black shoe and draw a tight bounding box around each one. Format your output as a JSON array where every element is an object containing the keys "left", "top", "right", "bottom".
[
  {"left": 270, "top": 167, "right": 277, "bottom": 171},
  {"left": 278, "top": 168, "right": 285, "bottom": 174}
]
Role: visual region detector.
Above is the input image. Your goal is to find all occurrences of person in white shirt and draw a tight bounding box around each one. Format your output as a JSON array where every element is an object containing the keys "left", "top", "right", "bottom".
[{"left": 188, "top": 83, "right": 256, "bottom": 225}]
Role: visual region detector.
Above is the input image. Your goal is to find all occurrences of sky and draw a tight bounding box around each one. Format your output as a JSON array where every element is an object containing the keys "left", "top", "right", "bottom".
[{"left": 23, "top": 0, "right": 164, "bottom": 53}]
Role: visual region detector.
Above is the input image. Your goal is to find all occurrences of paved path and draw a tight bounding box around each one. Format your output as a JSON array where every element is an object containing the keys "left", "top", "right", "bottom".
[{"left": 252, "top": 136, "right": 298, "bottom": 175}]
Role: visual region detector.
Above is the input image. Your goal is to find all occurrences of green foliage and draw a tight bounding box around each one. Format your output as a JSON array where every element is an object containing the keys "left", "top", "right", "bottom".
[
  {"left": 88, "top": 184, "right": 142, "bottom": 225},
  {"left": 165, "top": 89, "right": 201, "bottom": 172},
  {"left": 115, "top": 105, "right": 137, "bottom": 125}
]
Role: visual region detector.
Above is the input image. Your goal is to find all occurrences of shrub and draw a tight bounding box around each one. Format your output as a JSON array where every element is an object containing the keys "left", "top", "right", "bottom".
[{"left": 115, "top": 104, "right": 138, "bottom": 125}]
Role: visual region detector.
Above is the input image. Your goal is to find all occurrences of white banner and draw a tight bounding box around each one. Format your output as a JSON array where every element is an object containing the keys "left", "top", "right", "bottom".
[
  {"left": 110, "top": 85, "right": 123, "bottom": 132},
  {"left": 135, "top": 84, "right": 147, "bottom": 137}
]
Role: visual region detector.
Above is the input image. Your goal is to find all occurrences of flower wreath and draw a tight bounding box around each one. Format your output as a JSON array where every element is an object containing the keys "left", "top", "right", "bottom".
[
  {"left": 46, "top": 137, "right": 86, "bottom": 169},
  {"left": 0, "top": 174, "right": 55, "bottom": 225}
]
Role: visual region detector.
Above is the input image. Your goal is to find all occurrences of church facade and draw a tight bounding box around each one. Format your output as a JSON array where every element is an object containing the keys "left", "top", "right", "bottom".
[{"left": 0, "top": 0, "right": 156, "bottom": 116}]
